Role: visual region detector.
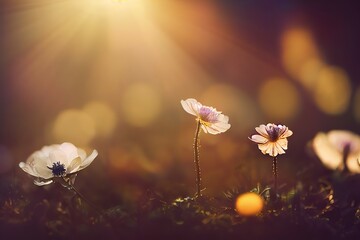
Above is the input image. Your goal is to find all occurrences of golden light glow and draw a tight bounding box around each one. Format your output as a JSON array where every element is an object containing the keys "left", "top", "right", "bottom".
[
  {"left": 298, "top": 58, "right": 325, "bottom": 89},
  {"left": 235, "top": 192, "right": 264, "bottom": 216},
  {"left": 83, "top": 101, "right": 117, "bottom": 138},
  {"left": 52, "top": 109, "right": 96, "bottom": 147},
  {"left": 313, "top": 66, "right": 351, "bottom": 115},
  {"left": 281, "top": 27, "right": 321, "bottom": 82},
  {"left": 201, "top": 83, "right": 260, "bottom": 134},
  {"left": 258, "top": 78, "right": 300, "bottom": 121},
  {"left": 354, "top": 87, "right": 360, "bottom": 123},
  {"left": 120, "top": 83, "right": 162, "bottom": 127}
]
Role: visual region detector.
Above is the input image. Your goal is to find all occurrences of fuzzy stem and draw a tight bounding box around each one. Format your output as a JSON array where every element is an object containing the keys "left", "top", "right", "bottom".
[
  {"left": 62, "top": 177, "right": 101, "bottom": 214},
  {"left": 194, "top": 120, "right": 202, "bottom": 197},
  {"left": 272, "top": 156, "right": 278, "bottom": 198}
]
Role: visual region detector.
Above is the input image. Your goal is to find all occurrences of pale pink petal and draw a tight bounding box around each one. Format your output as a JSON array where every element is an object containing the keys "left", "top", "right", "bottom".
[
  {"left": 281, "top": 129, "right": 293, "bottom": 138},
  {"left": 346, "top": 155, "right": 360, "bottom": 173},
  {"left": 209, "top": 121, "right": 231, "bottom": 134},
  {"left": 328, "top": 130, "right": 360, "bottom": 153},
  {"left": 217, "top": 114, "right": 229, "bottom": 123},
  {"left": 249, "top": 135, "right": 268, "bottom": 144},
  {"left": 274, "top": 142, "right": 286, "bottom": 155},
  {"left": 258, "top": 142, "right": 272, "bottom": 155},
  {"left": 313, "top": 132, "right": 343, "bottom": 170},
  {"left": 268, "top": 144, "right": 278, "bottom": 157},
  {"left": 255, "top": 125, "right": 268, "bottom": 137},
  {"left": 277, "top": 138, "right": 288, "bottom": 150},
  {"left": 201, "top": 124, "right": 209, "bottom": 134},
  {"left": 181, "top": 98, "right": 201, "bottom": 117}
]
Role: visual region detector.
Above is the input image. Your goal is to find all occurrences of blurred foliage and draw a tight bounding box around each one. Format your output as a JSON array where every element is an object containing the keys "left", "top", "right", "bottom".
[{"left": 1, "top": 167, "right": 360, "bottom": 239}]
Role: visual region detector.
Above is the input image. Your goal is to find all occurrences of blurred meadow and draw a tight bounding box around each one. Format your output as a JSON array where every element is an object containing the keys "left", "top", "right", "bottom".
[{"left": 0, "top": 0, "right": 360, "bottom": 239}]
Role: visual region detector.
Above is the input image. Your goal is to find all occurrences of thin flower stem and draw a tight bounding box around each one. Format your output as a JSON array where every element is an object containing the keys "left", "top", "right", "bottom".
[
  {"left": 62, "top": 177, "right": 101, "bottom": 214},
  {"left": 272, "top": 157, "right": 278, "bottom": 198},
  {"left": 342, "top": 144, "right": 350, "bottom": 173},
  {"left": 194, "top": 120, "right": 202, "bottom": 197}
]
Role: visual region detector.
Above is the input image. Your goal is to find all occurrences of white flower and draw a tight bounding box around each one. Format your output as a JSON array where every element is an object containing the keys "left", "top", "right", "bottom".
[
  {"left": 19, "top": 142, "right": 98, "bottom": 186},
  {"left": 180, "top": 98, "right": 231, "bottom": 134},
  {"left": 249, "top": 123, "right": 293, "bottom": 157},
  {"left": 312, "top": 130, "right": 360, "bottom": 173}
]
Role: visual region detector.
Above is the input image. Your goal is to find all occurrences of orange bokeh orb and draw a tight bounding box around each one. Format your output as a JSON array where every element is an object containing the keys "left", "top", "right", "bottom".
[{"left": 235, "top": 192, "right": 264, "bottom": 216}]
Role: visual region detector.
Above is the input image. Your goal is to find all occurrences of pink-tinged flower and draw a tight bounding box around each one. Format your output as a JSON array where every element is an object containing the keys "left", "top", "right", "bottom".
[
  {"left": 19, "top": 142, "right": 98, "bottom": 186},
  {"left": 180, "top": 98, "right": 231, "bottom": 134},
  {"left": 249, "top": 123, "right": 293, "bottom": 157},
  {"left": 312, "top": 130, "right": 360, "bottom": 173}
]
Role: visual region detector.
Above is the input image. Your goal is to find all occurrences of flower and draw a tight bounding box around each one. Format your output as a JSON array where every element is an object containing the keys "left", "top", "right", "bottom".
[
  {"left": 180, "top": 98, "right": 231, "bottom": 134},
  {"left": 19, "top": 142, "right": 98, "bottom": 186},
  {"left": 312, "top": 130, "right": 360, "bottom": 173},
  {"left": 249, "top": 123, "right": 293, "bottom": 157}
]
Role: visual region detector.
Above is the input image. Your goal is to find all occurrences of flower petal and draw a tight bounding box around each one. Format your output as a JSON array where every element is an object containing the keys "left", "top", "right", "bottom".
[
  {"left": 274, "top": 142, "right": 286, "bottom": 155},
  {"left": 19, "top": 162, "right": 38, "bottom": 177},
  {"left": 79, "top": 150, "right": 98, "bottom": 170},
  {"left": 258, "top": 142, "right": 272, "bottom": 155},
  {"left": 34, "top": 179, "right": 53, "bottom": 186},
  {"left": 181, "top": 98, "right": 200, "bottom": 117},
  {"left": 249, "top": 135, "right": 268, "bottom": 144},
  {"left": 313, "top": 132, "right": 343, "bottom": 170},
  {"left": 59, "top": 142, "right": 79, "bottom": 162},
  {"left": 276, "top": 138, "right": 288, "bottom": 150},
  {"left": 33, "top": 164, "right": 53, "bottom": 179},
  {"left": 49, "top": 150, "right": 69, "bottom": 167},
  {"left": 67, "top": 157, "right": 82, "bottom": 174},
  {"left": 346, "top": 155, "right": 360, "bottom": 173},
  {"left": 77, "top": 148, "right": 87, "bottom": 160},
  {"left": 210, "top": 122, "right": 231, "bottom": 134},
  {"left": 281, "top": 129, "right": 293, "bottom": 138},
  {"left": 255, "top": 125, "right": 268, "bottom": 138}
]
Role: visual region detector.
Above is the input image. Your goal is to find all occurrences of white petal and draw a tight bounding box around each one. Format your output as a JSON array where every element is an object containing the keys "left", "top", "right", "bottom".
[
  {"left": 217, "top": 114, "right": 229, "bottom": 123},
  {"left": 328, "top": 130, "right": 360, "bottom": 153},
  {"left": 255, "top": 125, "right": 268, "bottom": 137},
  {"left": 269, "top": 146, "right": 278, "bottom": 157},
  {"left": 34, "top": 164, "right": 53, "bottom": 179},
  {"left": 274, "top": 142, "right": 286, "bottom": 155},
  {"left": 346, "top": 155, "right": 360, "bottom": 173},
  {"left": 203, "top": 125, "right": 219, "bottom": 134},
  {"left": 277, "top": 138, "right": 288, "bottom": 150},
  {"left": 181, "top": 98, "right": 200, "bottom": 117},
  {"left": 19, "top": 162, "right": 38, "bottom": 177},
  {"left": 281, "top": 129, "right": 293, "bottom": 138},
  {"left": 59, "top": 142, "right": 79, "bottom": 161},
  {"left": 79, "top": 150, "right": 98, "bottom": 170},
  {"left": 67, "top": 157, "right": 82, "bottom": 174},
  {"left": 211, "top": 122, "right": 231, "bottom": 134},
  {"left": 249, "top": 135, "right": 268, "bottom": 144},
  {"left": 34, "top": 179, "right": 53, "bottom": 186},
  {"left": 258, "top": 142, "right": 272, "bottom": 155},
  {"left": 49, "top": 150, "right": 69, "bottom": 167},
  {"left": 77, "top": 148, "right": 87, "bottom": 160},
  {"left": 40, "top": 144, "right": 60, "bottom": 157},
  {"left": 313, "top": 132, "right": 343, "bottom": 170}
]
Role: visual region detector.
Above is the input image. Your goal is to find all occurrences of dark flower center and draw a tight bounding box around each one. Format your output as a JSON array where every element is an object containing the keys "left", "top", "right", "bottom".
[
  {"left": 266, "top": 125, "right": 281, "bottom": 142},
  {"left": 48, "top": 162, "right": 66, "bottom": 177}
]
